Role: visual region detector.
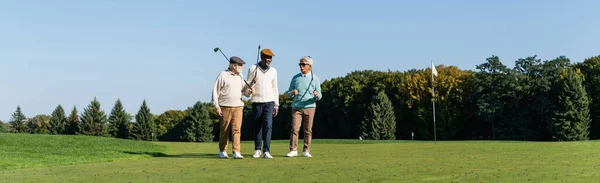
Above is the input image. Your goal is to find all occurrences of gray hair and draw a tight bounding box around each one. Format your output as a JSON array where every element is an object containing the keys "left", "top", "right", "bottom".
[{"left": 300, "top": 56, "right": 313, "bottom": 66}]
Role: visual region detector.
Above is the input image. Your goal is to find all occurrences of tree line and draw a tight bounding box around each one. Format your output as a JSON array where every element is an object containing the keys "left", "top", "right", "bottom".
[{"left": 2, "top": 55, "right": 600, "bottom": 141}]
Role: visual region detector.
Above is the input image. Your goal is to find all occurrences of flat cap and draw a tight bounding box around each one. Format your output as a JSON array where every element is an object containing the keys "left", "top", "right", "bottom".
[
  {"left": 229, "top": 56, "right": 246, "bottom": 64},
  {"left": 260, "top": 48, "right": 275, "bottom": 56}
]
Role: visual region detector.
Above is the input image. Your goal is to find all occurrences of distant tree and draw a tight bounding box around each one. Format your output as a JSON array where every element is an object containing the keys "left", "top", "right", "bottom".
[
  {"left": 27, "top": 114, "right": 51, "bottom": 134},
  {"left": 181, "top": 101, "right": 214, "bottom": 142},
  {"left": 65, "top": 106, "right": 80, "bottom": 135},
  {"left": 580, "top": 55, "right": 600, "bottom": 139},
  {"left": 80, "top": 98, "right": 108, "bottom": 136},
  {"left": 155, "top": 110, "right": 186, "bottom": 140},
  {"left": 131, "top": 100, "right": 156, "bottom": 141},
  {"left": 49, "top": 105, "right": 67, "bottom": 134},
  {"left": 361, "top": 90, "right": 396, "bottom": 140},
  {"left": 108, "top": 99, "right": 131, "bottom": 139},
  {"left": 0, "top": 120, "right": 5, "bottom": 133},
  {"left": 550, "top": 68, "right": 591, "bottom": 141},
  {"left": 9, "top": 106, "right": 27, "bottom": 133}
]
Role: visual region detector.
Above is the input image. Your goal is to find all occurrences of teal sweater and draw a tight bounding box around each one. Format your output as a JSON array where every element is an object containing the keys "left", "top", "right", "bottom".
[{"left": 286, "top": 72, "right": 322, "bottom": 109}]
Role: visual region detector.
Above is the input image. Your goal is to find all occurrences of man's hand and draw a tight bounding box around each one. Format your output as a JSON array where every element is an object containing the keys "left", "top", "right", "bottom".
[
  {"left": 246, "top": 88, "right": 254, "bottom": 94},
  {"left": 273, "top": 108, "right": 279, "bottom": 117},
  {"left": 216, "top": 107, "right": 223, "bottom": 116},
  {"left": 291, "top": 89, "right": 298, "bottom": 96},
  {"left": 313, "top": 90, "right": 319, "bottom": 97}
]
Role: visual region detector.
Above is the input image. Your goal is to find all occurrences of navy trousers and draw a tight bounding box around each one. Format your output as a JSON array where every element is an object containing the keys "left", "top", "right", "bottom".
[{"left": 253, "top": 102, "right": 274, "bottom": 152}]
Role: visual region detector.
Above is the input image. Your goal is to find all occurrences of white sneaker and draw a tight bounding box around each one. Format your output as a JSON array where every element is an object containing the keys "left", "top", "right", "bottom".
[
  {"left": 252, "top": 150, "right": 262, "bottom": 158},
  {"left": 219, "top": 151, "right": 229, "bottom": 159},
  {"left": 302, "top": 151, "right": 312, "bottom": 157},
  {"left": 263, "top": 152, "right": 273, "bottom": 159},
  {"left": 286, "top": 151, "right": 298, "bottom": 157},
  {"left": 233, "top": 152, "right": 243, "bottom": 159}
]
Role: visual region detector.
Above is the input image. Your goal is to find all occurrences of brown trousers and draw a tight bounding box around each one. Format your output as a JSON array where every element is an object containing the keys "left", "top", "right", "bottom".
[
  {"left": 219, "top": 106, "right": 244, "bottom": 152},
  {"left": 289, "top": 107, "right": 316, "bottom": 152}
]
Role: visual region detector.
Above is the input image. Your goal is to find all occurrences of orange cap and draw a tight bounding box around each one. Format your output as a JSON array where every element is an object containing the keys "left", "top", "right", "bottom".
[{"left": 260, "top": 48, "right": 274, "bottom": 56}]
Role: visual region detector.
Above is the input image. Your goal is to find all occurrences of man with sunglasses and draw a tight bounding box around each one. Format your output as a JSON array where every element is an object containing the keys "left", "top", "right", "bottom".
[
  {"left": 247, "top": 48, "right": 279, "bottom": 159},
  {"left": 212, "top": 56, "right": 254, "bottom": 159},
  {"left": 286, "top": 56, "right": 322, "bottom": 158}
]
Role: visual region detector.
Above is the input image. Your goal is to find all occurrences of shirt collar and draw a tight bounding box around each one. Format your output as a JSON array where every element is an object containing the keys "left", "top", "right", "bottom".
[
  {"left": 301, "top": 72, "right": 312, "bottom": 77},
  {"left": 226, "top": 69, "right": 239, "bottom": 76}
]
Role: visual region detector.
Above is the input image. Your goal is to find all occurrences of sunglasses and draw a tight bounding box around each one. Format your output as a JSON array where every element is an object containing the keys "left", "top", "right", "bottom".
[{"left": 299, "top": 63, "right": 310, "bottom": 67}]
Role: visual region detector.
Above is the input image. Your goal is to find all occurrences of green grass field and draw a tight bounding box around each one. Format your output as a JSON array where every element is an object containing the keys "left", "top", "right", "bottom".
[
  {"left": 1, "top": 133, "right": 600, "bottom": 182},
  {"left": 0, "top": 133, "right": 167, "bottom": 170}
]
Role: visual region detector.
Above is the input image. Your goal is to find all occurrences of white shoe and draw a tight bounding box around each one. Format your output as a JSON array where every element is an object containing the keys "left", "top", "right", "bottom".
[
  {"left": 302, "top": 151, "right": 312, "bottom": 157},
  {"left": 286, "top": 151, "right": 298, "bottom": 157},
  {"left": 252, "top": 150, "right": 262, "bottom": 158},
  {"left": 219, "top": 151, "right": 229, "bottom": 159},
  {"left": 263, "top": 152, "right": 273, "bottom": 159},
  {"left": 233, "top": 152, "right": 243, "bottom": 159}
]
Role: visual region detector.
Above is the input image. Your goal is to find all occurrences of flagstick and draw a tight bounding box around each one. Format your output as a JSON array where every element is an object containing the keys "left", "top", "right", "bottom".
[{"left": 431, "top": 61, "right": 437, "bottom": 144}]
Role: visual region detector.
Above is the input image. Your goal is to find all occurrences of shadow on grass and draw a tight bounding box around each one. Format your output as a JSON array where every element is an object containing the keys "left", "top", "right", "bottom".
[{"left": 122, "top": 151, "right": 218, "bottom": 159}]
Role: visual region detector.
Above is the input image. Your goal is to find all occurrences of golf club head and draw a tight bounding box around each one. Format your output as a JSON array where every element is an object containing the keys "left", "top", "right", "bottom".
[{"left": 213, "top": 47, "right": 220, "bottom": 52}]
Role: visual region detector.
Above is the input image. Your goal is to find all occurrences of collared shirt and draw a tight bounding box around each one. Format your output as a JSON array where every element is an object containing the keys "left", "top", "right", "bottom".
[
  {"left": 286, "top": 72, "right": 322, "bottom": 109},
  {"left": 212, "top": 70, "right": 250, "bottom": 108}
]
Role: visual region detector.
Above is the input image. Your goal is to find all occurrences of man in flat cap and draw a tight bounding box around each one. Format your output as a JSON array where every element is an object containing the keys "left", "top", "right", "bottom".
[
  {"left": 286, "top": 56, "right": 321, "bottom": 158},
  {"left": 212, "top": 56, "right": 253, "bottom": 159},
  {"left": 247, "top": 48, "right": 279, "bottom": 159}
]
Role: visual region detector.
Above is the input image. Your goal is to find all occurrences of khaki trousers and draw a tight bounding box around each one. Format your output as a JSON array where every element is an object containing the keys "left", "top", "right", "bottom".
[
  {"left": 219, "top": 106, "right": 243, "bottom": 152},
  {"left": 289, "top": 107, "right": 316, "bottom": 152}
]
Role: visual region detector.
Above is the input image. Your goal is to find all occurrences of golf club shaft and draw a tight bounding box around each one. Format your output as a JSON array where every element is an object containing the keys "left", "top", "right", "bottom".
[
  {"left": 253, "top": 45, "right": 261, "bottom": 85},
  {"left": 218, "top": 49, "right": 228, "bottom": 62}
]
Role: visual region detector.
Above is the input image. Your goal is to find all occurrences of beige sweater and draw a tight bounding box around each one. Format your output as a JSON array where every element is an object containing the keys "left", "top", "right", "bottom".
[
  {"left": 247, "top": 64, "right": 279, "bottom": 108},
  {"left": 211, "top": 70, "right": 251, "bottom": 108}
]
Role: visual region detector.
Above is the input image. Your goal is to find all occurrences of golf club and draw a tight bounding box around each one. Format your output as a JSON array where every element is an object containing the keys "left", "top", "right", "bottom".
[
  {"left": 252, "top": 45, "right": 261, "bottom": 85},
  {"left": 213, "top": 47, "right": 229, "bottom": 62},
  {"left": 213, "top": 47, "right": 252, "bottom": 88}
]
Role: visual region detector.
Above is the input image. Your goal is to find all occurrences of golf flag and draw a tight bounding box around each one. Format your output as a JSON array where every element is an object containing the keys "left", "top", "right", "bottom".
[{"left": 431, "top": 61, "right": 438, "bottom": 77}]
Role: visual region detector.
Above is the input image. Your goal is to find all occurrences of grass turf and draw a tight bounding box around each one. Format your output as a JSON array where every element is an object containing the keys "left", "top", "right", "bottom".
[
  {"left": 1, "top": 135, "right": 600, "bottom": 182},
  {"left": 0, "top": 133, "right": 167, "bottom": 170}
]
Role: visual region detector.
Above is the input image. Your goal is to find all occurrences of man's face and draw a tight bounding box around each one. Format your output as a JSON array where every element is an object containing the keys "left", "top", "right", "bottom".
[
  {"left": 261, "top": 55, "right": 273, "bottom": 66},
  {"left": 299, "top": 59, "right": 311, "bottom": 74},
  {"left": 232, "top": 63, "right": 243, "bottom": 74}
]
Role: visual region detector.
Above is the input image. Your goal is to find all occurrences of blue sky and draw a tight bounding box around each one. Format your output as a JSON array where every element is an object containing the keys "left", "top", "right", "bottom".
[{"left": 1, "top": 0, "right": 599, "bottom": 121}]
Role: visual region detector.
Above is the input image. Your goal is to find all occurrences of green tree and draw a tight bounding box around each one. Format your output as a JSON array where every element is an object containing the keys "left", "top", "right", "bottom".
[
  {"left": 80, "top": 98, "right": 108, "bottom": 136},
  {"left": 131, "top": 100, "right": 155, "bottom": 141},
  {"left": 9, "top": 106, "right": 27, "bottom": 133},
  {"left": 49, "top": 105, "right": 67, "bottom": 134},
  {"left": 580, "top": 55, "right": 600, "bottom": 139},
  {"left": 65, "top": 106, "right": 80, "bottom": 135},
  {"left": 0, "top": 120, "right": 5, "bottom": 133},
  {"left": 155, "top": 110, "right": 186, "bottom": 140},
  {"left": 472, "top": 56, "right": 522, "bottom": 140},
  {"left": 27, "top": 114, "right": 51, "bottom": 134},
  {"left": 108, "top": 99, "right": 131, "bottom": 139},
  {"left": 550, "top": 68, "right": 591, "bottom": 141},
  {"left": 361, "top": 91, "right": 396, "bottom": 140},
  {"left": 181, "top": 101, "right": 214, "bottom": 142}
]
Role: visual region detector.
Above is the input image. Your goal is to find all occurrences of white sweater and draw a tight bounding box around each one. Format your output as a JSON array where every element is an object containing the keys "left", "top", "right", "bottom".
[
  {"left": 247, "top": 64, "right": 279, "bottom": 108},
  {"left": 211, "top": 70, "right": 250, "bottom": 108}
]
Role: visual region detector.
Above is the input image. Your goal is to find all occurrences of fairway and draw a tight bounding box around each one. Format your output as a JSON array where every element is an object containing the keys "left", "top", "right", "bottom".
[
  {"left": 2, "top": 135, "right": 600, "bottom": 182},
  {"left": 0, "top": 133, "right": 167, "bottom": 170}
]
